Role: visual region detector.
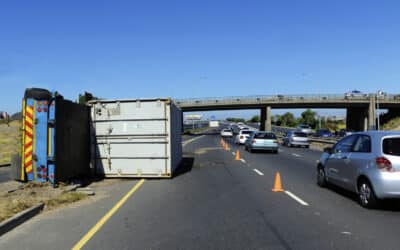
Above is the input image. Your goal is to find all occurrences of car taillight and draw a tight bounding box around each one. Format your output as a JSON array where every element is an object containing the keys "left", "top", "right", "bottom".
[
  {"left": 376, "top": 157, "right": 392, "bottom": 172},
  {"left": 252, "top": 139, "right": 256, "bottom": 143},
  {"left": 240, "top": 136, "right": 244, "bottom": 139}
]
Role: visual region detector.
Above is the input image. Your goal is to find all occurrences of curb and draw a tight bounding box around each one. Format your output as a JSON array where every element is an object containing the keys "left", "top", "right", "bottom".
[
  {"left": 0, "top": 163, "right": 11, "bottom": 168},
  {"left": 0, "top": 203, "right": 44, "bottom": 236}
]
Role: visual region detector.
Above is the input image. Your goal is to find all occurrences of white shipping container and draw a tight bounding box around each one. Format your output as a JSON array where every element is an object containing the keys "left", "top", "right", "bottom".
[{"left": 89, "top": 98, "right": 182, "bottom": 178}]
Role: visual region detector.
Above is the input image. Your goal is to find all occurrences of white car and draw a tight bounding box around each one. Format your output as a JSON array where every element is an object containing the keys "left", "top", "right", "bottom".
[
  {"left": 220, "top": 129, "right": 233, "bottom": 137},
  {"left": 234, "top": 130, "right": 254, "bottom": 144}
]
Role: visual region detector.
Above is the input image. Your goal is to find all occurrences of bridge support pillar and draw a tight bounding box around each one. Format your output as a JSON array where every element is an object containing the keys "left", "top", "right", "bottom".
[
  {"left": 260, "top": 106, "right": 272, "bottom": 131},
  {"left": 368, "top": 94, "right": 376, "bottom": 130},
  {"left": 346, "top": 107, "right": 368, "bottom": 131}
]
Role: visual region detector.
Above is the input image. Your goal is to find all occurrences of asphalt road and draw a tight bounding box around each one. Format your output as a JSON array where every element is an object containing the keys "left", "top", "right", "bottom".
[
  {"left": 0, "top": 166, "right": 10, "bottom": 183},
  {"left": 2, "top": 131, "right": 400, "bottom": 249}
]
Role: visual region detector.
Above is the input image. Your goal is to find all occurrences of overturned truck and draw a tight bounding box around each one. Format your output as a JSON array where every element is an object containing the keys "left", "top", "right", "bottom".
[{"left": 13, "top": 88, "right": 90, "bottom": 184}]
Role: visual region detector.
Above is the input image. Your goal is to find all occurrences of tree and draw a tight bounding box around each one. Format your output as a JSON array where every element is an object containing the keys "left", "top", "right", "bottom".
[
  {"left": 280, "top": 112, "right": 296, "bottom": 127},
  {"left": 249, "top": 115, "right": 260, "bottom": 123},
  {"left": 300, "top": 109, "right": 317, "bottom": 128}
]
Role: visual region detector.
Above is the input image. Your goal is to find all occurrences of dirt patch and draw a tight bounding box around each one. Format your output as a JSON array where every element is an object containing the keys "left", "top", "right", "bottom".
[{"left": 0, "top": 181, "right": 87, "bottom": 222}]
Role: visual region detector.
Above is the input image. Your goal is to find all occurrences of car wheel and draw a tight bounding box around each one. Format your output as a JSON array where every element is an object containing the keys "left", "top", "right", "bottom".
[
  {"left": 249, "top": 147, "right": 253, "bottom": 153},
  {"left": 358, "top": 179, "right": 378, "bottom": 209},
  {"left": 274, "top": 149, "right": 278, "bottom": 154},
  {"left": 288, "top": 142, "right": 292, "bottom": 147},
  {"left": 317, "top": 167, "right": 327, "bottom": 187}
]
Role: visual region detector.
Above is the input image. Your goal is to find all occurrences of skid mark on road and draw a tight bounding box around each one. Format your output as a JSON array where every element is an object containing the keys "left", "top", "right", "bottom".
[{"left": 284, "top": 190, "right": 309, "bottom": 206}]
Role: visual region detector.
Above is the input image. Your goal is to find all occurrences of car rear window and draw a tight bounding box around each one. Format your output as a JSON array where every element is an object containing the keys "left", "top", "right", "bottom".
[
  {"left": 255, "top": 133, "right": 276, "bottom": 139},
  {"left": 294, "top": 132, "right": 307, "bottom": 137},
  {"left": 223, "top": 129, "right": 231, "bottom": 132},
  {"left": 383, "top": 138, "right": 400, "bottom": 156},
  {"left": 300, "top": 125, "right": 310, "bottom": 129},
  {"left": 241, "top": 130, "right": 252, "bottom": 135}
]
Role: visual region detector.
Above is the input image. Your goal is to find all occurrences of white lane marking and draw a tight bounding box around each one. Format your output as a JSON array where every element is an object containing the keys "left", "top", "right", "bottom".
[
  {"left": 291, "top": 153, "right": 301, "bottom": 157},
  {"left": 284, "top": 190, "right": 309, "bottom": 206},
  {"left": 232, "top": 152, "right": 236, "bottom": 156},
  {"left": 341, "top": 231, "right": 352, "bottom": 235},
  {"left": 182, "top": 135, "right": 205, "bottom": 147},
  {"left": 253, "top": 169, "right": 264, "bottom": 176},
  {"left": 240, "top": 159, "right": 246, "bottom": 163}
]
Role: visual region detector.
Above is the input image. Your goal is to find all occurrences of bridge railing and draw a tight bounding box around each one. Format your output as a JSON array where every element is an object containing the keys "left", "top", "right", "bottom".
[{"left": 175, "top": 93, "right": 400, "bottom": 105}]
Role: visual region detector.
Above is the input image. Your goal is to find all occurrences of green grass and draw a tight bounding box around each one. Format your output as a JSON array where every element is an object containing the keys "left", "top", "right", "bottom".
[{"left": 382, "top": 117, "right": 400, "bottom": 131}]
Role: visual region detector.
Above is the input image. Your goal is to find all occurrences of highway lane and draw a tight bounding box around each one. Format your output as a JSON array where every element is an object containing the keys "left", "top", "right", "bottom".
[
  {"left": 2, "top": 133, "right": 400, "bottom": 249},
  {"left": 79, "top": 133, "right": 400, "bottom": 249}
]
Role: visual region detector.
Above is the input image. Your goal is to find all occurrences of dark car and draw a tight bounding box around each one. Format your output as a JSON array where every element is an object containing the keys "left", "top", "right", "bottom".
[
  {"left": 314, "top": 129, "right": 333, "bottom": 138},
  {"left": 338, "top": 129, "right": 353, "bottom": 137}
]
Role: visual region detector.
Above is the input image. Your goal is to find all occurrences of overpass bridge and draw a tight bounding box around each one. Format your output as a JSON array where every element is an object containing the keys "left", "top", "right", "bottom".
[{"left": 175, "top": 93, "right": 400, "bottom": 131}]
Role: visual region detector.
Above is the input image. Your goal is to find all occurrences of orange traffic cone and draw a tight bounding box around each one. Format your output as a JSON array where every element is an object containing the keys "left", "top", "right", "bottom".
[
  {"left": 220, "top": 138, "right": 224, "bottom": 146},
  {"left": 272, "top": 172, "right": 284, "bottom": 192},
  {"left": 225, "top": 142, "right": 230, "bottom": 151},
  {"left": 235, "top": 150, "right": 241, "bottom": 160}
]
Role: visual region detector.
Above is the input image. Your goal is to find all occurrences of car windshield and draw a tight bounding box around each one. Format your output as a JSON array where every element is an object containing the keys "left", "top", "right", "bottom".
[
  {"left": 223, "top": 129, "right": 231, "bottom": 132},
  {"left": 241, "top": 130, "right": 252, "bottom": 135},
  {"left": 300, "top": 125, "right": 310, "bottom": 128},
  {"left": 383, "top": 138, "right": 400, "bottom": 156},
  {"left": 294, "top": 132, "right": 307, "bottom": 137},
  {"left": 254, "top": 133, "right": 276, "bottom": 139}
]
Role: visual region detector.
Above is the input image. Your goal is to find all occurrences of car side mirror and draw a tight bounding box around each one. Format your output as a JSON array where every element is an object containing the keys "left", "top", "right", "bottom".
[{"left": 324, "top": 147, "right": 333, "bottom": 154}]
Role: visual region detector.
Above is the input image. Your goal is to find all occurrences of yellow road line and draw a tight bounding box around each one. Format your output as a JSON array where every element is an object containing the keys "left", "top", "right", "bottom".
[{"left": 71, "top": 179, "right": 145, "bottom": 250}]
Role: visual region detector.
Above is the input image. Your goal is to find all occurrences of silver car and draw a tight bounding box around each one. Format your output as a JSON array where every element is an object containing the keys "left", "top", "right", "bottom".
[
  {"left": 296, "top": 124, "right": 312, "bottom": 135},
  {"left": 317, "top": 131, "right": 400, "bottom": 208},
  {"left": 283, "top": 131, "right": 310, "bottom": 148}
]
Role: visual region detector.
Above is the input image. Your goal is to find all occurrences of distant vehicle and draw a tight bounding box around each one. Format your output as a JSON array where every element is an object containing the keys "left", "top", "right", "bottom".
[
  {"left": 237, "top": 122, "right": 244, "bottom": 126},
  {"left": 234, "top": 129, "right": 253, "bottom": 145},
  {"left": 317, "top": 131, "right": 400, "bottom": 208},
  {"left": 245, "top": 131, "right": 278, "bottom": 153},
  {"left": 209, "top": 120, "right": 219, "bottom": 128},
  {"left": 314, "top": 129, "right": 333, "bottom": 138},
  {"left": 283, "top": 131, "right": 310, "bottom": 148},
  {"left": 338, "top": 129, "right": 353, "bottom": 137},
  {"left": 0, "top": 111, "right": 8, "bottom": 120},
  {"left": 345, "top": 90, "right": 366, "bottom": 98},
  {"left": 296, "top": 124, "right": 312, "bottom": 135},
  {"left": 220, "top": 129, "right": 233, "bottom": 137}
]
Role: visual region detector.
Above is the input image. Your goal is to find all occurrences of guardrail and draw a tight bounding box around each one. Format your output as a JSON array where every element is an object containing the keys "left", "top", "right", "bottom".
[{"left": 271, "top": 125, "right": 338, "bottom": 145}]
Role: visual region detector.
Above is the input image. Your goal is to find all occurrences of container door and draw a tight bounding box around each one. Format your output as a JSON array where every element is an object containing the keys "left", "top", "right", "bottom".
[{"left": 92, "top": 100, "right": 170, "bottom": 177}]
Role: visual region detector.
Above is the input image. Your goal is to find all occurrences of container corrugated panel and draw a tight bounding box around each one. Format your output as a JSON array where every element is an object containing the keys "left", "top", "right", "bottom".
[{"left": 90, "top": 99, "right": 182, "bottom": 178}]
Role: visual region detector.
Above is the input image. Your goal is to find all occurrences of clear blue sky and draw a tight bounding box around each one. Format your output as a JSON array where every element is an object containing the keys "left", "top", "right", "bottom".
[{"left": 1, "top": 0, "right": 400, "bottom": 115}]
